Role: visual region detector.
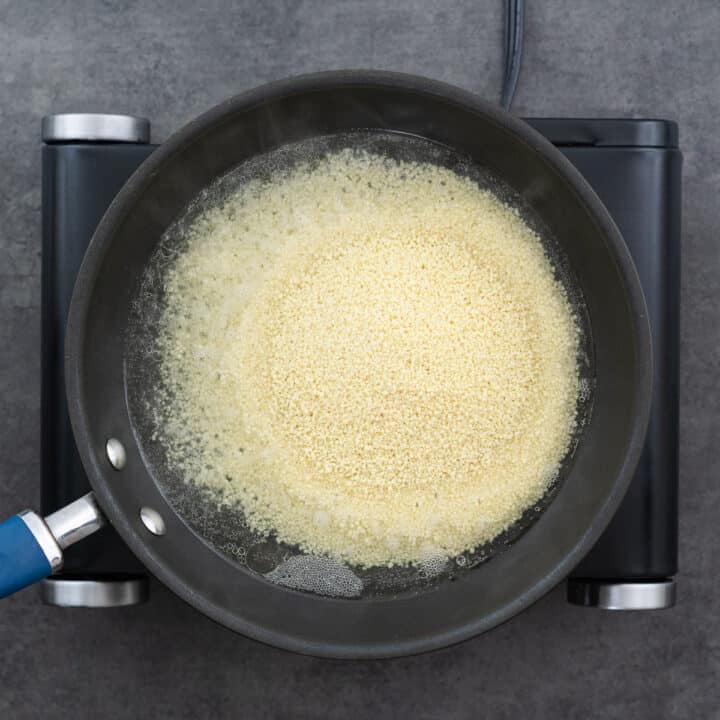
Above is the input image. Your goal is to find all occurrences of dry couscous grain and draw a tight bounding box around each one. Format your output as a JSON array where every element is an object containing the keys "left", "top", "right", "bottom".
[{"left": 155, "top": 148, "right": 579, "bottom": 567}]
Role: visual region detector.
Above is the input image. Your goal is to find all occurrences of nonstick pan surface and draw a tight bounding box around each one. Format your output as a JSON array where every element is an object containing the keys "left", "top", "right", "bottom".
[{"left": 65, "top": 71, "right": 652, "bottom": 658}]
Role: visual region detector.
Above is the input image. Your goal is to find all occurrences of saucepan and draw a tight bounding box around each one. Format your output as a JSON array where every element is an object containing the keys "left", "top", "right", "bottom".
[{"left": 0, "top": 71, "right": 651, "bottom": 658}]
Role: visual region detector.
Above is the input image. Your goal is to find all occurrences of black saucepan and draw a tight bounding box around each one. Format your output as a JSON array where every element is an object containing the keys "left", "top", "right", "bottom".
[{"left": 0, "top": 71, "right": 652, "bottom": 658}]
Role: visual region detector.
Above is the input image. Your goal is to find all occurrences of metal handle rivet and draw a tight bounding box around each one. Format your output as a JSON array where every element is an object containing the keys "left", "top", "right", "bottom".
[
  {"left": 140, "top": 507, "right": 166, "bottom": 536},
  {"left": 106, "top": 438, "right": 127, "bottom": 470}
]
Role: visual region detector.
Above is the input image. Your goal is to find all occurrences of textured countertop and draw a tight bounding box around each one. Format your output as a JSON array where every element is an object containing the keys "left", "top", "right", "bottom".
[{"left": 1, "top": 1, "right": 718, "bottom": 717}]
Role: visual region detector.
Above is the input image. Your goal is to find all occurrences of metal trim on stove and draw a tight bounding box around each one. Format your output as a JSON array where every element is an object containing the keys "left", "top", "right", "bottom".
[
  {"left": 41, "top": 113, "right": 150, "bottom": 144},
  {"left": 567, "top": 579, "right": 676, "bottom": 610},
  {"left": 41, "top": 577, "right": 149, "bottom": 608}
]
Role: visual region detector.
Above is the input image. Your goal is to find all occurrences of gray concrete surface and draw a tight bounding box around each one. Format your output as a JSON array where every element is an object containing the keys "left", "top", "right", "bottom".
[{"left": 0, "top": 0, "right": 718, "bottom": 717}]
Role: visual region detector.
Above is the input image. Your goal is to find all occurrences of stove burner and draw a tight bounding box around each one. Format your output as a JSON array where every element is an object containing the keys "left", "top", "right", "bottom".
[{"left": 40, "top": 113, "right": 681, "bottom": 610}]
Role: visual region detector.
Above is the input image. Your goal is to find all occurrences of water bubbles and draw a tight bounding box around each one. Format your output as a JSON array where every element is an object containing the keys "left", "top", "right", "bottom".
[
  {"left": 577, "top": 377, "right": 592, "bottom": 403},
  {"left": 265, "top": 555, "right": 363, "bottom": 598},
  {"left": 219, "top": 542, "right": 247, "bottom": 564},
  {"left": 418, "top": 545, "right": 448, "bottom": 578}
]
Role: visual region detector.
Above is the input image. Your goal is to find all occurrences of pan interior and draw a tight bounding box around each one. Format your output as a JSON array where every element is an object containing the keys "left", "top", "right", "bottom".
[{"left": 124, "top": 129, "right": 594, "bottom": 599}]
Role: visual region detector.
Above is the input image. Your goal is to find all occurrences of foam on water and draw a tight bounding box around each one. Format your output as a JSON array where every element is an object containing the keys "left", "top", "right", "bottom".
[{"left": 265, "top": 555, "right": 364, "bottom": 598}]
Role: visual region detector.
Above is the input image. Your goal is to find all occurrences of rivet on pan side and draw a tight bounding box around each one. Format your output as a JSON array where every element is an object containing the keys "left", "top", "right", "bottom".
[
  {"left": 106, "top": 438, "right": 127, "bottom": 470},
  {"left": 140, "top": 507, "right": 166, "bottom": 536}
]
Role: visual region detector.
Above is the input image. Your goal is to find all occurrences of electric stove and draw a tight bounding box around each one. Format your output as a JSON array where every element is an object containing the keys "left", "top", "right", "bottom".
[{"left": 39, "top": 113, "right": 681, "bottom": 612}]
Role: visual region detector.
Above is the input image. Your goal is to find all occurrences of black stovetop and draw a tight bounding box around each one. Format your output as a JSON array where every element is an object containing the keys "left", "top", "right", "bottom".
[{"left": 40, "top": 115, "right": 681, "bottom": 609}]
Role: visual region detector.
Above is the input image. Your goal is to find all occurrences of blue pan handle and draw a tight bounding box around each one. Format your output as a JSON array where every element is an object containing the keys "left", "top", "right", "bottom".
[{"left": 0, "top": 493, "right": 105, "bottom": 598}]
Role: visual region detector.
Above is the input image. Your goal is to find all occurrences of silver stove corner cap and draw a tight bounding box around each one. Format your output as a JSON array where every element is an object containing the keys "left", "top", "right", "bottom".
[
  {"left": 567, "top": 578, "right": 676, "bottom": 610},
  {"left": 41, "top": 577, "right": 149, "bottom": 607},
  {"left": 41, "top": 113, "right": 150, "bottom": 144}
]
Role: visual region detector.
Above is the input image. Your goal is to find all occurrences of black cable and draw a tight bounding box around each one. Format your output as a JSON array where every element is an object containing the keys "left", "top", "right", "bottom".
[
  {"left": 503, "top": 0, "right": 516, "bottom": 84},
  {"left": 500, "top": 0, "right": 525, "bottom": 111}
]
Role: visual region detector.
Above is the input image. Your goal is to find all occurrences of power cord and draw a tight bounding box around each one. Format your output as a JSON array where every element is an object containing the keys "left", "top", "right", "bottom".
[{"left": 501, "top": 0, "right": 525, "bottom": 110}]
